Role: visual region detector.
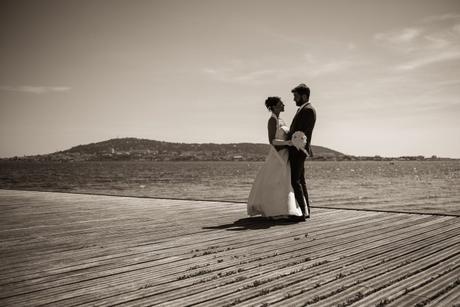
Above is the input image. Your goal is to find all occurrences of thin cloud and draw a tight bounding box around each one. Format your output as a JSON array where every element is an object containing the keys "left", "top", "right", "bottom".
[
  {"left": 0, "top": 85, "right": 71, "bottom": 94},
  {"left": 203, "top": 60, "right": 353, "bottom": 85},
  {"left": 424, "top": 35, "right": 451, "bottom": 49},
  {"left": 375, "top": 28, "right": 422, "bottom": 45},
  {"left": 454, "top": 23, "right": 460, "bottom": 34},
  {"left": 303, "top": 53, "right": 355, "bottom": 76},
  {"left": 202, "top": 67, "right": 279, "bottom": 84},
  {"left": 434, "top": 78, "right": 460, "bottom": 87},
  {"left": 202, "top": 68, "right": 217, "bottom": 75},
  {"left": 234, "top": 69, "right": 278, "bottom": 82},
  {"left": 374, "top": 14, "right": 460, "bottom": 71},
  {"left": 396, "top": 51, "right": 460, "bottom": 71},
  {"left": 203, "top": 55, "right": 356, "bottom": 86},
  {"left": 422, "top": 13, "right": 460, "bottom": 23},
  {"left": 202, "top": 59, "right": 281, "bottom": 85},
  {"left": 347, "top": 42, "right": 357, "bottom": 51},
  {"left": 308, "top": 60, "right": 354, "bottom": 76}
]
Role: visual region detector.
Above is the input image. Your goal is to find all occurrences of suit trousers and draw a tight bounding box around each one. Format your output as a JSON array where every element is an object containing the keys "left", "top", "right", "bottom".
[{"left": 289, "top": 152, "right": 310, "bottom": 216}]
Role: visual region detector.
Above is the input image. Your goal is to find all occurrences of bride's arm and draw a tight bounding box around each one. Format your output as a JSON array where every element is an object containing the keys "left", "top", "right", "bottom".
[
  {"left": 272, "top": 139, "right": 293, "bottom": 146},
  {"left": 267, "top": 117, "right": 277, "bottom": 145}
]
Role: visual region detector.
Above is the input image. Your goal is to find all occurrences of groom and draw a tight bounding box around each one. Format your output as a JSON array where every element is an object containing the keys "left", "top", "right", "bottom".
[{"left": 288, "top": 83, "right": 316, "bottom": 222}]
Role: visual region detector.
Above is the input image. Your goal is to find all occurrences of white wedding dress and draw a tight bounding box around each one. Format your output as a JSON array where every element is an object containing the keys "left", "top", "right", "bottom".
[{"left": 247, "top": 114, "right": 303, "bottom": 218}]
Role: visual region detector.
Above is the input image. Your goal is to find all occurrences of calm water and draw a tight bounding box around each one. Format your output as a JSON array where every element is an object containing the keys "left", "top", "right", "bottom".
[{"left": 1, "top": 160, "right": 459, "bottom": 215}]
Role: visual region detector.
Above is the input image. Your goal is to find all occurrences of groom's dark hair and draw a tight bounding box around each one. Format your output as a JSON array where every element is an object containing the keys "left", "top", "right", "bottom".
[{"left": 292, "top": 83, "right": 310, "bottom": 100}]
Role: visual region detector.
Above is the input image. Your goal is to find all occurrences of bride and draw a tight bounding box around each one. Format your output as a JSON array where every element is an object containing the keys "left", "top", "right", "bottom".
[{"left": 247, "top": 97, "right": 303, "bottom": 219}]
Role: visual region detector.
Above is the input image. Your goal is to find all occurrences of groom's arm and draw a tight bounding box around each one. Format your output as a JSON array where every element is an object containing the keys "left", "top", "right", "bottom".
[{"left": 298, "top": 108, "right": 316, "bottom": 155}]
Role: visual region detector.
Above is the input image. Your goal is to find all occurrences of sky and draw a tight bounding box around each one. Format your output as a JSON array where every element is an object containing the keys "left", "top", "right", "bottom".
[{"left": 1, "top": 0, "right": 460, "bottom": 158}]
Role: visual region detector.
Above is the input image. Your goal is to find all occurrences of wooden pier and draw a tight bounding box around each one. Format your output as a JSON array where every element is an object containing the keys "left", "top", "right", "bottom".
[{"left": 0, "top": 190, "right": 459, "bottom": 306}]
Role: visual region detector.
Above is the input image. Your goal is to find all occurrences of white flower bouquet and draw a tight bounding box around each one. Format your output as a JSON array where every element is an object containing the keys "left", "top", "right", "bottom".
[{"left": 291, "top": 131, "right": 308, "bottom": 155}]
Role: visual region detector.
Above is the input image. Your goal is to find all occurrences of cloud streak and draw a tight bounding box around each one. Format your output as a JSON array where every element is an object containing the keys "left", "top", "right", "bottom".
[
  {"left": 374, "top": 14, "right": 460, "bottom": 71},
  {"left": 396, "top": 50, "right": 460, "bottom": 71},
  {"left": 0, "top": 85, "right": 71, "bottom": 94},
  {"left": 375, "top": 27, "right": 422, "bottom": 47},
  {"left": 202, "top": 60, "right": 354, "bottom": 84},
  {"left": 422, "top": 13, "right": 460, "bottom": 23},
  {"left": 203, "top": 47, "right": 357, "bottom": 85},
  {"left": 305, "top": 57, "right": 354, "bottom": 77}
]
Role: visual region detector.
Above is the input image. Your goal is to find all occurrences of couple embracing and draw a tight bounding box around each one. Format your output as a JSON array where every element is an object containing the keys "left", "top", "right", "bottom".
[{"left": 247, "top": 83, "right": 316, "bottom": 222}]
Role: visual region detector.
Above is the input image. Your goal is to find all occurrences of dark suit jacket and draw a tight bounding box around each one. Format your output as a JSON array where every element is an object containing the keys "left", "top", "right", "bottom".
[{"left": 288, "top": 103, "right": 316, "bottom": 157}]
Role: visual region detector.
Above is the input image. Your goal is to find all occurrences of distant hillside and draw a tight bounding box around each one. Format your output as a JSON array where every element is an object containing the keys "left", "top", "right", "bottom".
[
  {"left": 3, "top": 138, "right": 454, "bottom": 162},
  {"left": 57, "top": 137, "right": 345, "bottom": 161}
]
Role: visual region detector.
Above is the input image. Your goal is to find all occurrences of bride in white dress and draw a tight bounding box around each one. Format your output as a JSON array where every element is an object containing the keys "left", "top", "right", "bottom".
[{"left": 247, "top": 97, "right": 303, "bottom": 219}]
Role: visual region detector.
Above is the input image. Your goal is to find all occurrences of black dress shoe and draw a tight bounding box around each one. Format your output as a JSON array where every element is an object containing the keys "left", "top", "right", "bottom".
[{"left": 289, "top": 215, "right": 306, "bottom": 222}]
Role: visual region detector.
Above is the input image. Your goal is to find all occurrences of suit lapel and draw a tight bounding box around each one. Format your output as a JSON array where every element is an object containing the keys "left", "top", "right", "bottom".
[
  {"left": 289, "top": 111, "right": 299, "bottom": 132},
  {"left": 290, "top": 105, "right": 304, "bottom": 131}
]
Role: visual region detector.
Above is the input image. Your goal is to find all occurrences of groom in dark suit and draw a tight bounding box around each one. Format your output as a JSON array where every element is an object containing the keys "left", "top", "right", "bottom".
[{"left": 288, "top": 83, "right": 316, "bottom": 222}]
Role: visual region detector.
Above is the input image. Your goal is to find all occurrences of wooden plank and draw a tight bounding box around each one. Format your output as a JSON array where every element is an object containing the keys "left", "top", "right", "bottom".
[
  {"left": 174, "top": 234, "right": 460, "bottom": 307},
  {"left": 0, "top": 190, "right": 458, "bottom": 307},
  {"left": 2, "top": 211, "right": 387, "bottom": 303},
  {"left": 0, "top": 208, "right": 347, "bottom": 280},
  {"left": 348, "top": 254, "right": 460, "bottom": 306},
  {"left": 67, "top": 219, "right": 458, "bottom": 306},
  {"left": 264, "top": 244, "right": 459, "bottom": 307},
  {"left": 387, "top": 267, "right": 460, "bottom": 306},
  {"left": 0, "top": 207, "right": 362, "bottom": 274},
  {"left": 302, "top": 247, "right": 460, "bottom": 307},
  {"left": 222, "top": 225, "right": 460, "bottom": 307},
  {"left": 426, "top": 277, "right": 460, "bottom": 306}
]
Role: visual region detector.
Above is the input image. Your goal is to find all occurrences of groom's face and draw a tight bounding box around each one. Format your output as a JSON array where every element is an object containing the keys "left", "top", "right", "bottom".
[{"left": 293, "top": 92, "right": 303, "bottom": 106}]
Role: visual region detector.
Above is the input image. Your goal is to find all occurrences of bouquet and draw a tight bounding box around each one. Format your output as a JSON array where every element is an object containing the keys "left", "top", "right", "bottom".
[{"left": 291, "top": 131, "right": 309, "bottom": 156}]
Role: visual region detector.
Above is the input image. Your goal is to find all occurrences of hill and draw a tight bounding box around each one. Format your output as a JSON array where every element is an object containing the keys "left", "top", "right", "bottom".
[
  {"left": 47, "top": 137, "right": 345, "bottom": 161},
  {"left": 3, "top": 138, "right": 454, "bottom": 162}
]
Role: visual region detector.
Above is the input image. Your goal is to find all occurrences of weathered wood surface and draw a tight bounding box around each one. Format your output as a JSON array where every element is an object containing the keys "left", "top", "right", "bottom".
[{"left": 0, "top": 189, "right": 458, "bottom": 306}]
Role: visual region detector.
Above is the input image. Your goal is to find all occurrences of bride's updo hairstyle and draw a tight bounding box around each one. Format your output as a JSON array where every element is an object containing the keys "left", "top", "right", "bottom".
[{"left": 265, "top": 96, "right": 281, "bottom": 112}]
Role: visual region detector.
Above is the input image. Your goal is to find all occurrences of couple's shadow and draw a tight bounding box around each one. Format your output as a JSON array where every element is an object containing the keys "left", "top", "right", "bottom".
[{"left": 202, "top": 216, "right": 297, "bottom": 231}]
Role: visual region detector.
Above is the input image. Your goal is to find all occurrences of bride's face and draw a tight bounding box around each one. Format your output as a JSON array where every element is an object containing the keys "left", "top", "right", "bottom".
[{"left": 273, "top": 101, "right": 285, "bottom": 113}]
